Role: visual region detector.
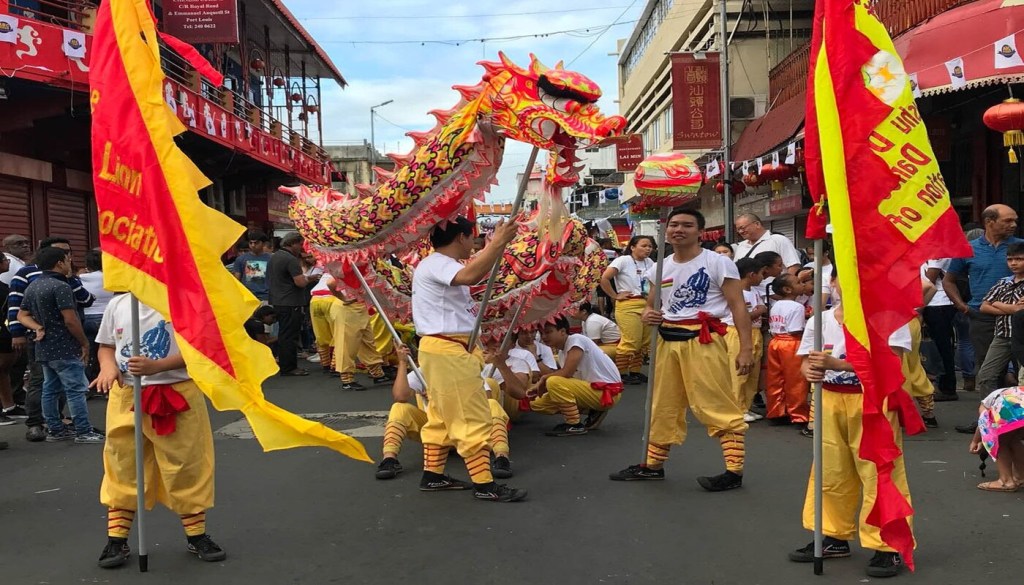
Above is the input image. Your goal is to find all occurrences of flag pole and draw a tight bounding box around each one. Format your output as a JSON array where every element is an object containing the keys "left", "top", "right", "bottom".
[
  {"left": 466, "top": 145, "right": 540, "bottom": 350},
  {"left": 350, "top": 266, "right": 427, "bottom": 395},
  {"left": 129, "top": 295, "right": 148, "bottom": 572},
  {"left": 811, "top": 238, "right": 824, "bottom": 576},
  {"left": 640, "top": 206, "right": 671, "bottom": 460}
]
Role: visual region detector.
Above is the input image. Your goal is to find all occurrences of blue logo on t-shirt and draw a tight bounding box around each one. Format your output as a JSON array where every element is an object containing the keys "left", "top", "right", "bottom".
[
  {"left": 119, "top": 321, "right": 171, "bottom": 372},
  {"left": 668, "top": 268, "right": 710, "bottom": 312}
]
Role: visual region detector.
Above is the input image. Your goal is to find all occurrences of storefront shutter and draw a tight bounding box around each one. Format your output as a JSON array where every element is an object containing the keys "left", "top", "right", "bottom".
[
  {"left": 0, "top": 178, "right": 32, "bottom": 241},
  {"left": 46, "top": 189, "right": 90, "bottom": 267},
  {"left": 770, "top": 217, "right": 796, "bottom": 242}
]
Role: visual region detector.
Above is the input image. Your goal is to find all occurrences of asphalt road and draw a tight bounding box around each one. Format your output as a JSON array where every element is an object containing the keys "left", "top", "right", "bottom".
[{"left": 1, "top": 368, "right": 1018, "bottom": 585}]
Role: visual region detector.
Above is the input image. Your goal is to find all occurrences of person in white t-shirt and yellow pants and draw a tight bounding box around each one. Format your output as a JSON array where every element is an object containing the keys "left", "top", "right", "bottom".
[{"left": 600, "top": 236, "right": 655, "bottom": 384}]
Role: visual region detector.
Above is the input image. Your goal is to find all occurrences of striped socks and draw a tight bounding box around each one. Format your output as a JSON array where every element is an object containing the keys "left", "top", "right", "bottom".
[
  {"left": 720, "top": 432, "right": 745, "bottom": 474},
  {"left": 367, "top": 363, "right": 385, "bottom": 379},
  {"left": 180, "top": 512, "right": 206, "bottom": 537},
  {"left": 107, "top": 508, "right": 134, "bottom": 539},
  {"left": 645, "top": 443, "right": 670, "bottom": 469},
  {"left": 317, "top": 345, "right": 333, "bottom": 371},
  {"left": 916, "top": 395, "right": 935, "bottom": 419},
  {"left": 382, "top": 421, "right": 407, "bottom": 458},
  {"left": 556, "top": 402, "right": 581, "bottom": 425},
  {"left": 423, "top": 444, "right": 449, "bottom": 475},
  {"left": 614, "top": 351, "right": 634, "bottom": 374},
  {"left": 490, "top": 419, "right": 510, "bottom": 458},
  {"left": 465, "top": 450, "right": 493, "bottom": 485}
]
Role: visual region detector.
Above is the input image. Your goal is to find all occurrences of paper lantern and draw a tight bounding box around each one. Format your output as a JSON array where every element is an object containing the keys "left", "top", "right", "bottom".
[
  {"left": 633, "top": 152, "right": 703, "bottom": 207},
  {"left": 714, "top": 180, "right": 745, "bottom": 195},
  {"left": 290, "top": 92, "right": 303, "bottom": 103},
  {"left": 272, "top": 77, "right": 286, "bottom": 88},
  {"left": 306, "top": 104, "right": 319, "bottom": 114},
  {"left": 983, "top": 98, "right": 1024, "bottom": 163},
  {"left": 743, "top": 172, "right": 763, "bottom": 187},
  {"left": 250, "top": 58, "right": 265, "bottom": 71},
  {"left": 759, "top": 163, "right": 796, "bottom": 182}
]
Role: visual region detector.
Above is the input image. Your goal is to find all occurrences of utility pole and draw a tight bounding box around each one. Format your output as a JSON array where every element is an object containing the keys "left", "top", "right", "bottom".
[
  {"left": 369, "top": 99, "right": 393, "bottom": 184},
  {"left": 720, "top": 0, "right": 733, "bottom": 242}
]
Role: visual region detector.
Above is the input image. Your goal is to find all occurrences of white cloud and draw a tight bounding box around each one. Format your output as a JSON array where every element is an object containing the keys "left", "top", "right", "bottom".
[{"left": 287, "top": 0, "right": 641, "bottom": 201}]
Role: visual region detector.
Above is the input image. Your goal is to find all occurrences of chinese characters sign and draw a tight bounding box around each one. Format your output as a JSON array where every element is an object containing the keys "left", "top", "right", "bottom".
[
  {"left": 671, "top": 53, "right": 722, "bottom": 150},
  {"left": 163, "top": 0, "right": 239, "bottom": 44}
]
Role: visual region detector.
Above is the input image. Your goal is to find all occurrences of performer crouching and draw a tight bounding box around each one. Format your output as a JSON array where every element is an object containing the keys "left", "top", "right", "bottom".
[
  {"left": 526, "top": 315, "right": 624, "bottom": 435},
  {"left": 610, "top": 208, "right": 754, "bottom": 491},
  {"left": 90, "top": 294, "right": 225, "bottom": 568},
  {"left": 411, "top": 216, "right": 526, "bottom": 502}
]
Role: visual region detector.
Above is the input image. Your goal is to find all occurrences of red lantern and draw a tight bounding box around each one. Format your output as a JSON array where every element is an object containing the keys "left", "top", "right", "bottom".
[
  {"left": 743, "top": 172, "right": 763, "bottom": 187},
  {"left": 272, "top": 77, "right": 286, "bottom": 88},
  {"left": 290, "top": 92, "right": 303, "bottom": 103},
  {"left": 983, "top": 98, "right": 1024, "bottom": 163},
  {"left": 759, "top": 163, "right": 796, "bottom": 182},
  {"left": 714, "top": 180, "right": 745, "bottom": 195},
  {"left": 250, "top": 58, "right": 265, "bottom": 71},
  {"left": 305, "top": 104, "right": 319, "bottom": 114}
]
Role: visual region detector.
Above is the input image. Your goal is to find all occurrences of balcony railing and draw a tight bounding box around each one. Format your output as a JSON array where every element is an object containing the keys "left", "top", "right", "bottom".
[
  {"left": 767, "top": 0, "right": 977, "bottom": 106},
  {"left": 7, "top": 0, "right": 96, "bottom": 32}
]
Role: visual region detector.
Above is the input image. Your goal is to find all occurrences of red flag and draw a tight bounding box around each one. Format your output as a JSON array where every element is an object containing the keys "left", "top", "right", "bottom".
[{"left": 803, "top": 0, "right": 972, "bottom": 569}]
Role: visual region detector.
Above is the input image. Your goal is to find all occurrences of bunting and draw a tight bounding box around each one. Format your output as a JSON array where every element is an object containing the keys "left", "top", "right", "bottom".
[
  {"left": 89, "top": 0, "right": 371, "bottom": 462},
  {"left": 803, "top": 0, "right": 971, "bottom": 569}
]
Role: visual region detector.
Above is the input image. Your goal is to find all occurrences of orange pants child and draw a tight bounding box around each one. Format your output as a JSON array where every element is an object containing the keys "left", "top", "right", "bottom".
[{"left": 765, "top": 333, "right": 810, "bottom": 424}]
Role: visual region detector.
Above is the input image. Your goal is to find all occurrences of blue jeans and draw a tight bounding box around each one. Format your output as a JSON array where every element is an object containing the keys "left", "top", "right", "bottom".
[
  {"left": 41, "top": 359, "right": 92, "bottom": 434},
  {"left": 954, "top": 312, "right": 974, "bottom": 378}
]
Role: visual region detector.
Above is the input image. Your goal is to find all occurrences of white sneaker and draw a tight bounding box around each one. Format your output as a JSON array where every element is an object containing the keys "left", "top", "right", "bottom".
[
  {"left": 743, "top": 411, "right": 763, "bottom": 423},
  {"left": 307, "top": 354, "right": 322, "bottom": 363}
]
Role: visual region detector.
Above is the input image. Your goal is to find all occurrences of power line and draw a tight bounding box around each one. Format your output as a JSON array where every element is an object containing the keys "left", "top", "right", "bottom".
[
  {"left": 318, "top": 20, "right": 639, "bottom": 46},
  {"left": 301, "top": 6, "right": 633, "bottom": 21},
  {"left": 567, "top": 0, "right": 639, "bottom": 66}
]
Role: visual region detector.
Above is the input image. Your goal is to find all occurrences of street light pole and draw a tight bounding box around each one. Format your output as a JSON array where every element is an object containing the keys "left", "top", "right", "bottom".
[
  {"left": 369, "top": 99, "right": 393, "bottom": 184},
  {"left": 720, "top": 0, "right": 733, "bottom": 242}
]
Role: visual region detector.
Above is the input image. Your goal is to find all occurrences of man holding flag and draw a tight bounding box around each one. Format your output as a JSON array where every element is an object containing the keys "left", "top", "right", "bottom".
[{"left": 799, "top": 0, "right": 971, "bottom": 576}]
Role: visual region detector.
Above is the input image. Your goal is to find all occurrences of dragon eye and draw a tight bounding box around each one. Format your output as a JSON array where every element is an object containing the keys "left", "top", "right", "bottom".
[{"left": 538, "top": 73, "right": 600, "bottom": 104}]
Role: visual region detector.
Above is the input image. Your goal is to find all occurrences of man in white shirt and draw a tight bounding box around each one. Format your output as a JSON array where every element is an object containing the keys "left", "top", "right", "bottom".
[
  {"left": 529, "top": 316, "right": 624, "bottom": 435},
  {"left": 921, "top": 259, "right": 957, "bottom": 400},
  {"left": 515, "top": 329, "right": 558, "bottom": 374},
  {"left": 732, "top": 214, "right": 802, "bottom": 274},
  {"left": 573, "top": 301, "right": 621, "bottom": 358},
  {"left": 0, "top": 234, "right": 31, "bottom": 286},
  {"left": 610, "top": 208, "right": 753, "bottom": 492},
  {"left": 411, "top": 216, "right": 526, "bottom": 502}
]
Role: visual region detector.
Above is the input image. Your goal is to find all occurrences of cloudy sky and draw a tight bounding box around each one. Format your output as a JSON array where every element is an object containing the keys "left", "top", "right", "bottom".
[{"left": 286, "top": 0, "right": 645, "bottom": 202}]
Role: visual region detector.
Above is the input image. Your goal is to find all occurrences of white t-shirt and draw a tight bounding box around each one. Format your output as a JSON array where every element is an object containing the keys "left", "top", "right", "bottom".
[
  {"left": 520, "top": 336, "right": 558, "bottom": 370},
  {"left": 922, "top": 259, "right": 952, "bottom": 307},
  {"left": 508, "top": 346, "right": 540, "bottom": 374},
  {"left": 483, "top": 350, "right": 534, "bottom": 385},
  {"left": 609, "top": 255, "right": 654, "bottom": 296},
  {"left": 743, "top": 289, "right": 765, "bottom": 328},
  {"left": 582, "top": 313, "right": 621, "bottom": 344},
  {"left": 310, "top": 273, "right": 333, "bottom": 295},
  {"left": 797, "top": 308, "right": 912, "bottom": 386},
  {"left": 734, "top": 231, "right": 802, "bottom": 268},
  {"left": 648, "top": 249, "right": 740, "bottom": 325},
  {"left": 769, "top": 299, "right": 806, "bottom": 335},
  {"left": 95, "top": 294, "right": 191, "bottom": 386},
  {"left": 79, "top": 271, "right": 115, "bottom": 317},
  {"left": 0, "top": 253, "right": 25, "bottom": 286},
  {"left": 412, "top": 253, "right": 477, "bottom": 336},
  {"left": 558, "top": 334, "right": 621, "bottom": 384}
]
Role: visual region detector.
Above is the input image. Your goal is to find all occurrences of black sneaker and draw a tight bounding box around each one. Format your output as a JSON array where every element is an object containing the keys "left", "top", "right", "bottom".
[
  {"left": 622, "top": 373, "right": 643, "bottom": 385},
  {"left": 0, "top": 414, "right": 15, "bottom": 426},
  {"left": 419, "top": 471, "right": 471, "bottom": 491},
  {"left": 866, "top": 551, "right": 903, "bottom": 578},
  {"left": 923, "top": 416, "right": 938, "bottom": 428},
  {"left": 45, "top": 428, "right": 75, "bottom": 442},
  {"left": 933, "top": 393, "right": 958, "bottom": 402},
  {"left": 632, "top": 372, "right": 649, "bottom": 383},
  {"left": 3, "top": 405, "right": 28, "bottom": 418},
  {"left": 98, "top": 537, "right": 131, "bottom": 568},
  {"left": 955, "top": 422, "right": 978, "bottom": 434},
  {"left": 187, "top": 534, "right": 227, "bottom": 562},
  {"left": 800, "top": 426, "right": 814, "bottom": 438},
  {"left": 545, "top": 422, "right": 588, "bottom": 437},
  {"left": 788, "top": 537, "right": 852, "bottom": 562},
  {"left": 492, "top": 455, "right": 513, "bottom": 479},
  {"left": 371, "top": 373, "right": 395, "bottom": 384},
  {"left": 473, "top": 482, "right": 527, "bottom": 502},
  {"left": 25, "top": 425, "right": 46, "bottom": 442},
  {"left": 609, "top": 464, "right": 665, "bottom": 481},
  {"left": 584, "top": 409, "right": 610, "bottom": 430},
  {"left": 341, "top": 381, "right": 367, "bottom": 391},
  {"left": 697, "top": 470, "right": 743, "bottom": 492},
  {"left": 375, "top": 457, "right": 403, "bottom": 480}
]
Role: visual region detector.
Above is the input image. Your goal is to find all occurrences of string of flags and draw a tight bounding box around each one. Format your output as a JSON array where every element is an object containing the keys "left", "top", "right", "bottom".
[{"left": 915, "top": 30, "right": 1024, "bottom": 96}]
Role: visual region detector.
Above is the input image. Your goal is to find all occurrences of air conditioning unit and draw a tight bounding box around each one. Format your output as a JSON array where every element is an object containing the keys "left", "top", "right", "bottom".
[{"left": 730, "top": 95, "right": 768, "bottom": 120}]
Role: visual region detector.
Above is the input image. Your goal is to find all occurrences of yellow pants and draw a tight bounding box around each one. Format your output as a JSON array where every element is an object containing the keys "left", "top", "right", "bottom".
[
  {"left": 802, "top": 390, "right": 914, "bottom": 551},
  {"left": 310, "top": 297, "right": 336, "bottom": 347},
  {"left": 650, "top": 333, "right": 748, "bottom": 445},
  {"left": 598, "top": 343, "right": 618, "bottom": 360},
  {"left": 726, "top": 327, "right": 763, "bottom": 411},
  {"left": 419, "top": 336, "right": 493, "bottom": 457},
  {"left": 100, "top": 380, "right": 214, "bottom": 514},
  {"left": 384, "top": 395, "right": 509, "bottom": 457},
  {"left": 485, "top": 376, "right": 522, "bottom": 421},
  {"left": 530, "top": 376, "right": 620, "bottom": 415},
  {"left": 370, "top": 313, "right": 396, "bottom": 363},
  {"left": 615, "top": 298, "right": 650, "bottom": 373},
  {"left": 334, "top": 302, "right": 383, "bottom": 375},
  {"left": 903, "top": 317, "right": 933, "bottom": 398}
]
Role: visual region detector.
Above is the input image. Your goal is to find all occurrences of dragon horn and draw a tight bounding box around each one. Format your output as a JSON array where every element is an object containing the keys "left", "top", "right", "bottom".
[
  {"left": 528, "top": 53, "right": 549, "bottom": 76},
  {"left": 498, "top": 51, "right": 530, "bottom": 77},
  {"left": 554, "top": 60, "right": 565, "bottom": 70}
]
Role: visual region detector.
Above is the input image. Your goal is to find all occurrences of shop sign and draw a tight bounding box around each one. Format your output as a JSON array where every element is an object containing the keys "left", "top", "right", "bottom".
[
  {"left": 769, "top": 193, "right": 803, "bottom": 216},
  {"left": 163, "top": 0, "right": 240, "bottom": 44},
  {"left": 616, "top": 134, "right": 645, "bottom": 172},
  {"left": 671, "top": 53, "right": 722, "bottom": 150}
]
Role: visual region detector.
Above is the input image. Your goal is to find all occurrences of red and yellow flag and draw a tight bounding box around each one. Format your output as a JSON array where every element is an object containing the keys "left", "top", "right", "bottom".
[
  {"left": 89, "top": 0, "right": 370, "bottom": 462},
  {"left": 804, "top": 0, "right": 972, "bottom": 569}
]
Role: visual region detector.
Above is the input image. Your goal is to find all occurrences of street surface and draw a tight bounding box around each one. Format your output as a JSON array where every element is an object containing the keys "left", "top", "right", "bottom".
[{"left": 1, "top": 368, "right": 1017, "bottom": 585}]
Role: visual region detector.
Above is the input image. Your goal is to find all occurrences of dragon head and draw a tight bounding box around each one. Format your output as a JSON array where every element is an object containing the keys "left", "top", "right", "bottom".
[{"left": 480, "top": 53, "right": 627, "bottom": 186}]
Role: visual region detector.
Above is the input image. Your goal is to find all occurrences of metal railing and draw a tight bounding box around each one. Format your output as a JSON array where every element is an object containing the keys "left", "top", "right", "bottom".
[
  {"left": 767, "top": 0, "right": 977, "bottom": 106},
  {"left": 7, "top": 0, "right": 98, "bottom": 32}
]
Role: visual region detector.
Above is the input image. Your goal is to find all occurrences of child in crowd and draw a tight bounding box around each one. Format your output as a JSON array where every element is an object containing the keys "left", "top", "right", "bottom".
[
  {"left": 754, "top": 251, "right": 785, "bottom": 300},
  {"left": 245, "top": 305, "right": 277, "bottom": 348},
  {"left": 574, "top": 301, "right": 621, "bottom": 359},
  {"left": 976, "top": 242, "right": 1024, "bottom": 396},
  {"left": 735, "top": 258, "right": 767, "bottom": 422},
  {"left": 970, "top": 386, "right": 1024, "bottom": 492},
  {"left": 766, "top": 273, "right": 810, "bottom": 432}
]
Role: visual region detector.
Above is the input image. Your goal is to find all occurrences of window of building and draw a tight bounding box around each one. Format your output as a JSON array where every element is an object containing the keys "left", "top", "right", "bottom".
[{"left": 623, "top": 0, "right": 676, "bottom": 80}]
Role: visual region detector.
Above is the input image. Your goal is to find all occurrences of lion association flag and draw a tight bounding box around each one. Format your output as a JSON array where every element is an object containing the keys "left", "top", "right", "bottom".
[
  {"left": 89, "top": 0, "right": 370, "bottom": 462},
  {"left": 803, "top": 0, "right": 971, "bottom": 569}
]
